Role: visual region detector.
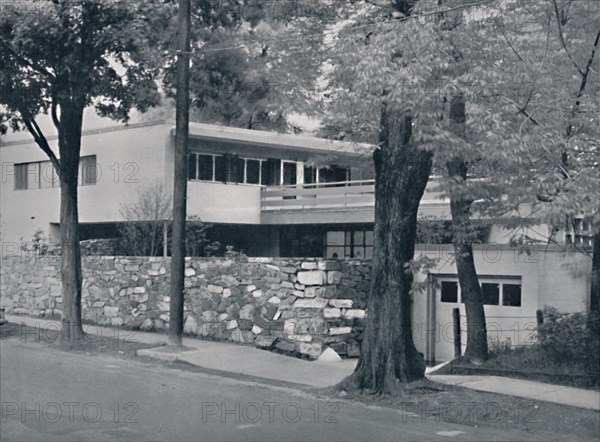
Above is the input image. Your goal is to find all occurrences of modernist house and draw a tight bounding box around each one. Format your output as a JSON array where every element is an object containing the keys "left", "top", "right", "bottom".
[{"left": 0, "top": 121, "right": 593, "bottom": 361}]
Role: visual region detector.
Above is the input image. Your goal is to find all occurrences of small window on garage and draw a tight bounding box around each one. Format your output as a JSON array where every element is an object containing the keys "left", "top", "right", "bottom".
[
  {"left": 440, "top": 281, "right": 458, "bottom": 303},
  {"left": 482, "top": 283, "right": 500, "bottom": 305},
  {"left": 502, "top": 284, "right": 522, "bottom": 307}
]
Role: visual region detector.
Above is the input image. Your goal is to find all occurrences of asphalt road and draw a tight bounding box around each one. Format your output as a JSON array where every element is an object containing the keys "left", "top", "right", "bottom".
[{"left": 0, "top": 341, "right": 559, "bottom": 441}]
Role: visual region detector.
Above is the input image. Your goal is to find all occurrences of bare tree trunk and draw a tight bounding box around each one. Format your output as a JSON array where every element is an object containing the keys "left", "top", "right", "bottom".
[
  {"left": 349, "top": 105, "right": 431, "bottom": 394},
  {"left": 169, "top": 0, "right": 191, "bottom": 346},
  {"left": 446, "top": 95, "right": 488, "bottom": 362},
  {"left": 58, "top": 103, "right": 85, "bottom": 341}
]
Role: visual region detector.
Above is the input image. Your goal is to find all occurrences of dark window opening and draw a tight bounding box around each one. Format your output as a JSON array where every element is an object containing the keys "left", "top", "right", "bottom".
[
  {"left": 441, "top": 281, "right": 458, "bottom": 303},
  {"left": 482, "top": 283, "right": 500, "bottom": 305},
  {"left": 198, "top": 154, "right": 213, "bottom": 180},
  {"left": 246, "top": 159, "right": 260, "bottom": 184},
  {"left": 303, "top": 166, "right": 317, "bottom": 184},
  {"left": 503, "top": 284, "right": 522, "bottom": 307},
  {"left": 261, "top": 159, "right": 280, "bottom": 186},
  {"left": 227, "top": 156, "right": 245, "bottom": 183},
  {"left": 188, "top": 154, "right": 198, "bottom": 180},
  {"left": 214, "top": 156, "right": 227, "bottom": 182},
  {"left": 318, "top": 165, "right": 348, "bottom": 184}
]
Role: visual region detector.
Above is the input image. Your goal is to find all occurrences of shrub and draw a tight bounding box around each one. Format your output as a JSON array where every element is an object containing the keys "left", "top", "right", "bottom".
[{"left": 538, "top": 307, "right": 600, "bottom": 386}]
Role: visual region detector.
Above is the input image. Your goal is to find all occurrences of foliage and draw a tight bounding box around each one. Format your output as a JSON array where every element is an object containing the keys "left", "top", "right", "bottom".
[
  {"left": 320, "top": 0, "right": 599, "bottom": 236},
  {"left": 538, "top": 307, "right": 600, "bottom": 386},
  {"left": 20, "top": 229, "right": 50, "bottom": 255},
  {"left": 224, "top": 245, "right": 248, "bottom": 262},
  {"left": 0, "top": 0, "right": 167, "bottom": 132},
  {"left": 157, "top": 0, "right": 335, "bottom": 132},
  {"left": 176, "top": 215, "right": 220, "bottom": 258}
]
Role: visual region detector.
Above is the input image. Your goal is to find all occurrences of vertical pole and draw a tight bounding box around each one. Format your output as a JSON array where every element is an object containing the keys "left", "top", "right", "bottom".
[
  {"left": 453, "top": 308, "right": 461, "bottom": 359},
  {"left": 169, "top": 0, "right": 191, "bottom": 346},
  {"left": 163, "top": 221, "right": 168, "bottom": 257}
]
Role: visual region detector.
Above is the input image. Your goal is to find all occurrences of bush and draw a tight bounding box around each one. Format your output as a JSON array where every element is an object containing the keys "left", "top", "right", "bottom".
[{"left": 538, "top": 308, "right": 600, "bottom": 386}]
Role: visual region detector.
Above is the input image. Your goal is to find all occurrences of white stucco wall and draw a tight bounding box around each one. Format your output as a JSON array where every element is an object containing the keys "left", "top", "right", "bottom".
[
  {"left": 1, "top": 123, "right": 173, "bottom": 247},
  {"left": 410, "top": 244, "right": 590, "bottom": 362}
]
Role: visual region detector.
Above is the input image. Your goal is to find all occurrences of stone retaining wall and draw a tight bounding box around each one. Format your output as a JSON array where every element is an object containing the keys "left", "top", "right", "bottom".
[{"left": 0, "top": 256, "right": 370, "bottom": 358}]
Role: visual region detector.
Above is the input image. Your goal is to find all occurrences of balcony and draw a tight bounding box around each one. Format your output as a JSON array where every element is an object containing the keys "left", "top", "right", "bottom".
[{"left": 260, "top": 179, "right": 450, "bottom": 225}]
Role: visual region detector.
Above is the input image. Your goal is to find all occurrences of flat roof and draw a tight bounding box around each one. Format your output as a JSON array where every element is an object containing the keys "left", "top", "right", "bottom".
[
  {"left": 2, "top": 120, "right": 376, "bottom": 159},
  {"left": 184, "top": 122, "right": 375, "bottom": 157}
]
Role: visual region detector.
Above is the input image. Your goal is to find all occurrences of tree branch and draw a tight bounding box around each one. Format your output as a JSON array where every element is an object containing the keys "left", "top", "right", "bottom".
[
  {"left": 0, "top": 39, "right": 56, "bottom": 79},
  {"left": 552, "top": 0, "right": 584, "bottom": 76},
  {"left": 19, "top": 110, "right": 62, "bottom": 179},
  {"left": 498, "top": 23, "right": 523, "bottom": 62}
]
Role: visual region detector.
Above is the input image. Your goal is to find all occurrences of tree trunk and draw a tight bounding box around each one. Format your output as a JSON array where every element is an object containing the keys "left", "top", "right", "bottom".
[
  {"left": 349, "top": 105, "right": 431, "bottom": 394},
  {"left": 590, "top": 213, "right": 600, "bottom": 315},
  {"left": 446, "top": 95, "right": 488, "bottom": 362},
  {"left": 58, "top": 103, "right": 85, "bottom": 341},
  {"left": 169, "top": 0, "right": 191, "bottom": 346}
]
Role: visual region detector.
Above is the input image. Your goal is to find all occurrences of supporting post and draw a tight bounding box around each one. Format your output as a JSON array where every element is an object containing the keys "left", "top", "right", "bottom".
[
  {"left": 163, "top": 221, "right": 168, "bottom": 257},
  {"left": 453, "top": 307, "right": 461, "bottom": 359},
  {"left": 425, "top": 273, "right": 436, "bottom": 364},
  {"left": 168, "top": 0, "right": 191, "bottom": 347}
]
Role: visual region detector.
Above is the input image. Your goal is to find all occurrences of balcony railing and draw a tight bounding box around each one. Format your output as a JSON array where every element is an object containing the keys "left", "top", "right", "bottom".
[{"left": 261, "top": 180, "right": 376, "bottom": 211}]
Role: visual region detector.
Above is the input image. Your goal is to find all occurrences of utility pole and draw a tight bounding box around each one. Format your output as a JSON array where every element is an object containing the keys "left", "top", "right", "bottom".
[{"left": 169, "top": 0, "right": 191, "bottom": 346}]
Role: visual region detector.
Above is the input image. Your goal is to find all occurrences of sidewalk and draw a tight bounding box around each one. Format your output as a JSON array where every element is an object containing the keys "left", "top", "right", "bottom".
[
  {"left": 3, "top": 314, "right": 357, "bottom": 388},
  {"left": 428, "top": 374, "right": 600, "bottom": 411},
  {"left": 4, "top": 314, "right": 600, "bottom": 410}
]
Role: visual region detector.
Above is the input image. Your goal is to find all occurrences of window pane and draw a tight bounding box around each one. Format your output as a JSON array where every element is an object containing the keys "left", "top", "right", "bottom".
[
  {"left": 198, "top": 154, "right": 213, "bottom": 180},
  {"left": 334, "top": 166, "right": 348, "bottom": 182},
  {"left": 326, "top": 246, "right": 343, "bottom": 259},
  {"left": 15, "top": 164, "right": 28, "bottom": 190},
  {"left": 318, "top": 167, "right": 335, "bottom": 183},
  {"left": 353, "top": 247, "right": 365, "bottom": 259},
  {"left": 503, "top": 284, "right": 522, "bottom": 307},
  {"left": 353, "top": 230, "right": 365, "bottom": 246},
  {"left": 364, "top": 246, "right": 373, "bottom": 259},
  {"left": 344, "top": 246, "right": 352, "bottom": 258},
  {"left": 326, "top": 231, "right": 344, "bottom": 246},
  {"left": 227, "top": 156, "right": 244, "bottom": 183},
  {"left": 365, "top": 230, "right": 374, "bottom": 246},
  {"left": 246, "top": 159, "right": 260, "bottom": 184},
  {"left": 28, "top": 162, "right": 40, "bottom": 189},
  {"left": 441, "top": 281, "right": 458, "bottom": 303},
  {"left": 261, "top": 159, "right": 280, "bottom": 185},
  {"left": 282, "top": 162, "right": 297, "bottom": 186},
  {"left": 482, "top": 283, "right": 500, "bottom": 305},
  {"left": 81, "top": 156, "right": 97, "bottom": 185},
  {"left": 40, "top": 161, "right": 54, "bottom": 188},
  {"left": 215, "top": 156, "right": 227, "bottom": 182},
  {"left": 303, "top": 166, "right": 316, "bottom": 184},
  {"left": 188, "top": 153, "right": 198, "bottom": 180}
]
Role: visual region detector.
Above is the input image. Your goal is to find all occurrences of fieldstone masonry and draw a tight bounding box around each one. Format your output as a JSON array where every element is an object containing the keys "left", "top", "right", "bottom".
[{"left": 0, "top": 256, "right": 370, "bottom": 359}]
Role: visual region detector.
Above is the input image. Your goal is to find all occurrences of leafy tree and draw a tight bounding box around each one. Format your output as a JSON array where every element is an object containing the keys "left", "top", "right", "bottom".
[
  {"left": 323, "top": 0, "right": 599, "bottom": 368},
  {"left": 162, "top": 0, "right": 334, "bottom": 132},
  {"left": 0, "top": 0, "right": 167, "bottom": 339},
  {"left": 347, "top": 103, "right": 431, "bottom": 392}
]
